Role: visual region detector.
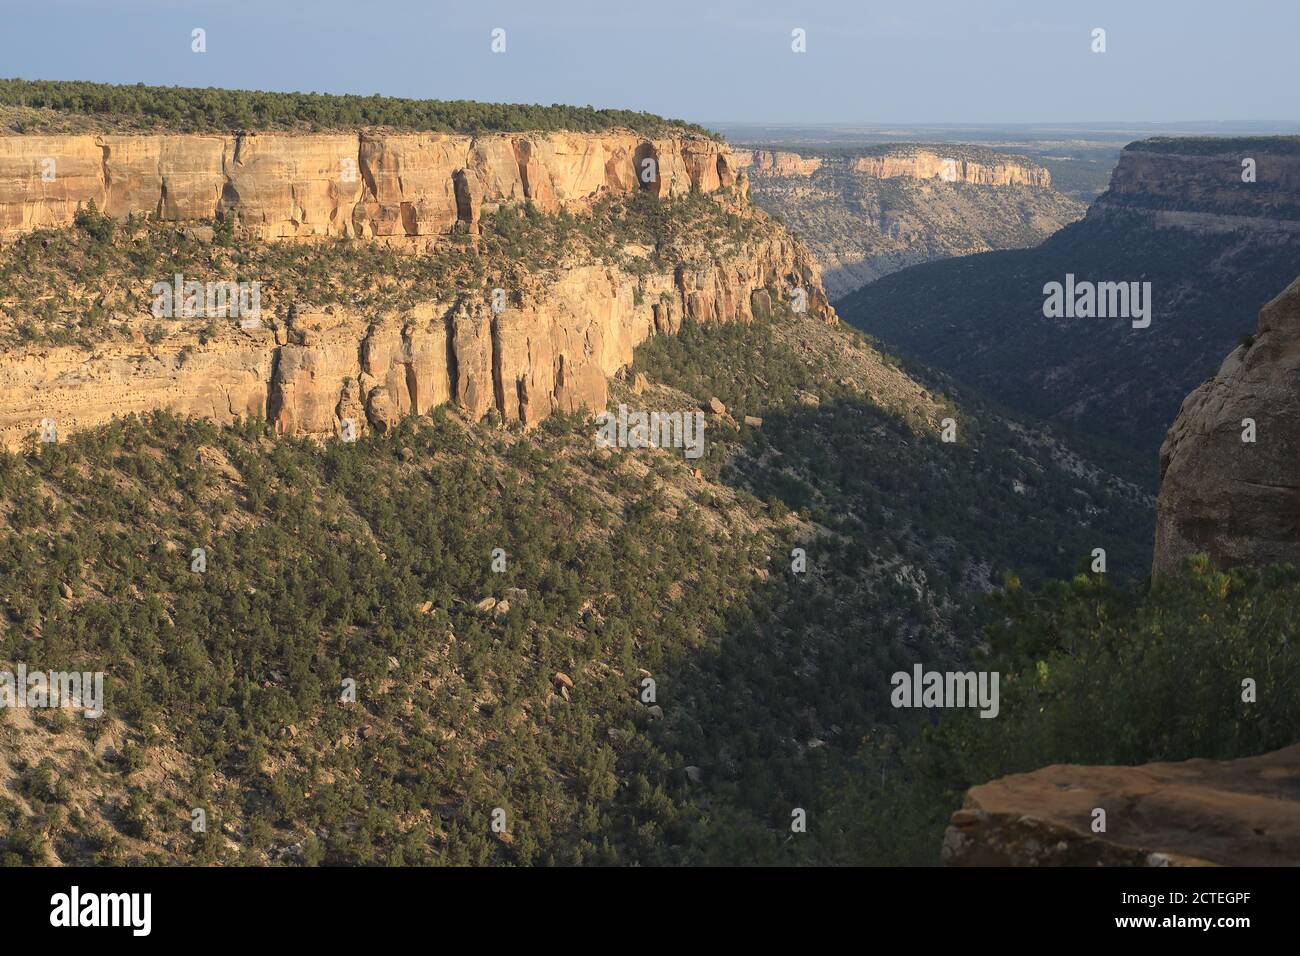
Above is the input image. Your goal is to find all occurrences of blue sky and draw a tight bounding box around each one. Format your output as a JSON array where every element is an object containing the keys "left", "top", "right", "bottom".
[{"left": 2, "top": 0, "right": 1296, "bottom": 124}]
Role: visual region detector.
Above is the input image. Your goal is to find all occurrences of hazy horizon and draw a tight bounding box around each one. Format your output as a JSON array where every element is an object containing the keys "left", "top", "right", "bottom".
[{"left": 3, "top": 0, "right": 1297, "bottom": 126}]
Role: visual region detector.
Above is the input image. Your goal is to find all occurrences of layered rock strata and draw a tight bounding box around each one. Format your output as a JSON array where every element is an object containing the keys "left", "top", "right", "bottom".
[
  {"left": 0, "top": 131, "right": 741, "bottom": 240},
  {"left": 731, "top": 147, "right": 1051, "bottom": 187},
  {"left": 0, "top": 235, "right": 834, "bottom": 447}
]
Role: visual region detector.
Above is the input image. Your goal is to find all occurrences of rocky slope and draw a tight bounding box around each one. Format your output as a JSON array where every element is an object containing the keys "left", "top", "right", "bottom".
[
  {"left": 839, "top": 137, "right": 1300, "bottom": 460},
  {"left": 732, "top": 145, "right": 1083, "bottom": 296},
  {"left": 936, "top": 274, "right": 1300, "bottom": 867},
  {"left": 1153, "top": 275, "right": 1300, "bottom": 574},
  {"left": 0, "top": 277, "right": 1157, "bottom": 867},
  {"left": 942, "top": 744, "right": 1300, "bottom": 866},
  {"left": 0, "top": 130, "right": 739, "bottom": 241}
]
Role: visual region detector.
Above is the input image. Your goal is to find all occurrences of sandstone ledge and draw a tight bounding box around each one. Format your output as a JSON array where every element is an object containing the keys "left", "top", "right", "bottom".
[
  {"left": 731, "top": 147, "right": 1051, "bottom": 188},
  {"left": 942, "top": 744, "right": 1300, "bottom": 866}
]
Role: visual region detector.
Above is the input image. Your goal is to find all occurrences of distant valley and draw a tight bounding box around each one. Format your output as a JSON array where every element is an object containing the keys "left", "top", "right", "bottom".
[
  {"left": 838, "top": 136, "right": 1300, "bottom": 468},
  {"left": 731, "top": 143, "right": 1084, "bottom": 297}
]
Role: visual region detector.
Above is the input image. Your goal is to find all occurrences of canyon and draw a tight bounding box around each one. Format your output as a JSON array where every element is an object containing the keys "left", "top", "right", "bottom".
[
  {"left": 839, "top": 137, "right": 1300, "bottom": 456},
  {"left": 944, "top": 265, "right": 1300, "bottom": 868}
]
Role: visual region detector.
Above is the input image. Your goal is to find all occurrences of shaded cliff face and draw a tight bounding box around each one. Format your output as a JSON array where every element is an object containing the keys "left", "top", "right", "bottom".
[
  {"left": 733, "top": 146, "right": 1081, "bottom": 297},
  {"left": 1154, "top": 275, "right": 1300, "bottom": 574},
  {"left": 1102, "top": 137, "right": 1300, "bottom": 220},
  {"left": 942, "top": 744, "right": 1300, "bottom": 866},
  {"left": 0, "top": 130, "right": 741, "bottom": 240}
]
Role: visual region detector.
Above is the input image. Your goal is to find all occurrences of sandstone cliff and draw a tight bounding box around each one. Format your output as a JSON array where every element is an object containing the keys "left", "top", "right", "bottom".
[
  {"left": 1100, "top": 138, "right": 1300, "bottom": 223},
  {"left": 0, "top": 130, "right": 741, "bottom": 241},
  {"left": 732, "top": 146, "right": 1051, "bottom": 187},
  {"left": 731, "top": 150, "right": 824, "bottom": 177},
  {"left": 1154, "top": 275, "right": 1300, "bottom": 574},
  {"left": 942, "top": 744, "right": 1300, "bottom": 866},
  {"left": 0, "top": 231, "right": 832, "bottom": 448}
]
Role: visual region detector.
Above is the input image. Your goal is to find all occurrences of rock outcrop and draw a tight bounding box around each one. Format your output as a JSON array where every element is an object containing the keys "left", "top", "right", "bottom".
[
  {"left": 732, "top": 146, "right": 1051, "bottom": 187},
  {"left": 0, "top": 233, "right": 833, "bottom": 447},
  {"left": 1154, "top": 275, "right": 1300, "bottom": 574},
  {"left": 850, "top": 151, "right": 1050, "bottom": 187},
  {"left": 942, "top": 744, "right": 1300, "bottom": 866},
  {"left": 0, "top": 130, "right": 740, "bottom": 241},
  {"left": 731, "top": 150, "right": 824, "bottom": 177},
  {"left": 1102, "top": 139, "right": 1300, "bottom": 223}
]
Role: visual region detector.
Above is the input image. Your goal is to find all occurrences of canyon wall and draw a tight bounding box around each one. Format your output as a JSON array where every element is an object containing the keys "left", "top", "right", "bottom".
[
  {"left": 732, "top": 147, "right": 1051, "bottom": 187},
  {"left": 1097, "top": 140, "right": 1300, "bottom": 225},
  {"left": 731, "top": 150, "right": 824, "bottom": 177},
  {"left": 0, "top": 130, "right": 741, "bottom": 241},
  {"left": 0, "top": 233, "right": 833, "bottom": 448},
  {"left": 1154, "top": 274, "right": 1300, "bottom": 574}
]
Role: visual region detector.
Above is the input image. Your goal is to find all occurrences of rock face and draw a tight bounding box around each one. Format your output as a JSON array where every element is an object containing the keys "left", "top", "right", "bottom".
[
  {"left": 732, "top": 146, "right": 1051, "bottom": 187},
  {"left": 1154, "top": 275, "right": 1300, "bottom": 574},
  {"left": 0, "top": 233, "right": 833, "bottom": 447},
  {"left": 731, "top": 150, "right": 824, "bottom": 177},
  {"left": 0, "top": 130, "right": 739, "bottom": 240},
  {"left": 1104, "top": 140, "right": 1300, "bottom": 221},
  {"left": 942, "top": 744, "right": 1300, "bottom": 866},
  {"left": 850, "top": 151, "right": 1050, "bottom": 187}
]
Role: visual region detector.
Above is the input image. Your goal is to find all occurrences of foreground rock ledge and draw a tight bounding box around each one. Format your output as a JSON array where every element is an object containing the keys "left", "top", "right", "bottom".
[{"left": 941, "top": 744, "right": 1300, "bottom": 866}]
